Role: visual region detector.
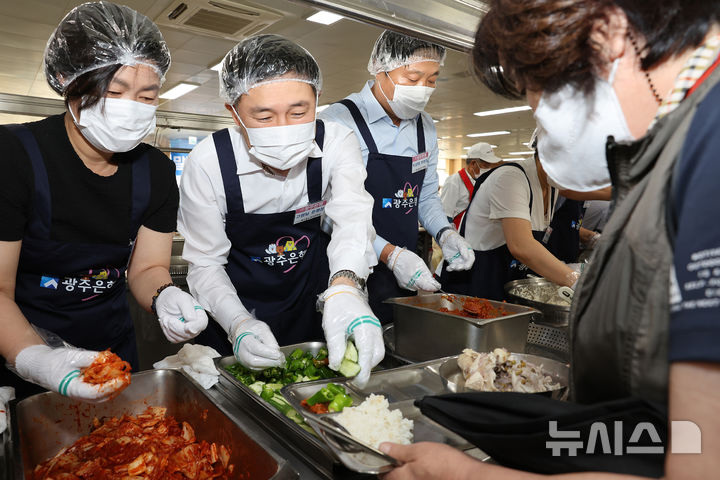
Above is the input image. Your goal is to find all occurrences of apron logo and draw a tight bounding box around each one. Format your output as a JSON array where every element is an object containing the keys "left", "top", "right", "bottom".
[
  {"left": 40, "top": 276, "right": 59, "bottom": 289},
  {"left": 253, "top": 235, "right": 310, "bottom": 273},
  {"left": 59, "top": 268, "right": 121, "bottom": 300},
  {"left": 383, "top": 182, "right": 419, "bottom": 214}
]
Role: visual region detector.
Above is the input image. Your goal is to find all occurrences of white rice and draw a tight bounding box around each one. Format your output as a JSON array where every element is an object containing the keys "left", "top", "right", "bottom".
[{"left": 334, "top": 394, "right": 413, "bottom": 449}]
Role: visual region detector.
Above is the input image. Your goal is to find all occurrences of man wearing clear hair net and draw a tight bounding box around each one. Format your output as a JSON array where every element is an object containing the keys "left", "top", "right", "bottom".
[
  {"left": 0, "top": 1, "right": 208, "bottom": 403},
  {"left": 178, "top": 34, "right": 383, "bottom": 387},
  {"left": 321, "top": 30, "right": 476, "bottom": 323}
]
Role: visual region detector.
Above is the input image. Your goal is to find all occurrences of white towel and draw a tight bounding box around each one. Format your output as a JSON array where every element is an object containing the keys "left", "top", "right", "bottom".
[{"left": 153, "top": 344, "right": 221, "bottom": 389}]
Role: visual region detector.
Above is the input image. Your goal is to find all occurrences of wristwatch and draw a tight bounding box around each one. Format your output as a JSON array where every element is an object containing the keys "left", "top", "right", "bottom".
[{"left": 329, "top": 270, "right": 366, "bottom": 291}]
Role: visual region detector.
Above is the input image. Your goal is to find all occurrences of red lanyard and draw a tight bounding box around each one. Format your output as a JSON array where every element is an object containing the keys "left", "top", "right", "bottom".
[{"left": 686, "top": 53, "right": 720, "bottom": 98}]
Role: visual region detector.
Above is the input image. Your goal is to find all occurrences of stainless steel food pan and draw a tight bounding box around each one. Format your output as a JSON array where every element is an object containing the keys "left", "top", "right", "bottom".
[
  {"left": 504, "top": 277, "right": 571, "bottom": 326},
  {"left": 10, "top": 369, "right": 296, "bottom": 480},
  {"left": 435, "top": 353, "right": 569, "bottom": 400},
  {"left": 385, "top": 294, "right": 541, "bottom": 362}
]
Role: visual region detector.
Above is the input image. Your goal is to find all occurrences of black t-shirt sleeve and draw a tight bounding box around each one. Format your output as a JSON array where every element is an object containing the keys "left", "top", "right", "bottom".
[
  {"left": 141, "top": 147, "right": 179, "bottom": 233},
  {"left": 669, "top": 81, "right": 720, "bottom": 364},
  {"left": 0, "top": 127, "right": 33, "bottom": 241}
]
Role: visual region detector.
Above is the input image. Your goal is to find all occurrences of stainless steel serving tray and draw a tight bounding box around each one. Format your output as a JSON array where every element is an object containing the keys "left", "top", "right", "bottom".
[
  {"left": 9, "top": 369, "right": 297, "bottom": 480},
  {"left": 281, "top": 357, "right": 480, "bottom": 474},
  {"left": 215, "top": 341, "right": 409, "bottom": 477},
  {"left": 385, "top": 293, "right": 541, "bottom": 362},
  {"left": 504, "top": 278, "right": 571, "bottom": 327}
]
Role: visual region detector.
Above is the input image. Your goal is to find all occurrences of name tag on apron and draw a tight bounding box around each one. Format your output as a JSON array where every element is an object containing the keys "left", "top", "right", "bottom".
[
  {"left": 542, "top": 226, "right": 553, "bottom": 244},
  {"left": 293, "top": 200, "right": 327, "bottom": 224},
  {"left": 411, "top": 152, "right": 429, "bottom": 173}
]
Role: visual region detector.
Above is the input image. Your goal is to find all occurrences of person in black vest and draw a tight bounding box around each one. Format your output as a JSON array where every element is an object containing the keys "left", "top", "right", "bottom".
[
  {"left": 379, "top": 0, "right": 720, "bottom": 478},
  {"left": 178, "top": 35, "right": 382, "bottom": 387},
  {"left": 0, "top": 2, "right": 207, "bottom": 401}
]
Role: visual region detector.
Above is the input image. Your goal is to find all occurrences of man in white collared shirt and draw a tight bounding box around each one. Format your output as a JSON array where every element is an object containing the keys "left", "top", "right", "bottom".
[
  {"left": 178, "top": 35, "right": 383, "bottom": 387},
  {"left": 321, "top": 31, "right": 475, "bottom": 322}
]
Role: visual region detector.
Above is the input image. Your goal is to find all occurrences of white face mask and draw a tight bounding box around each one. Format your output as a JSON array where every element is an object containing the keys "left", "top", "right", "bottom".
[
  {"left": 534, "top": 59, "right": 634, "bottom": 191},
  {"left": 232, "top": 103, "right": 317, "bottom": 171},
  {"left": 381, "top": 72, "right": 434, "bottom": 119},
  {"left": 71, "top": 98, "right": 157, "bottom": 153}
]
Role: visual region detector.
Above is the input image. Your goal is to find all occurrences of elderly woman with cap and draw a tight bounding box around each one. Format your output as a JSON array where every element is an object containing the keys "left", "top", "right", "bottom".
[
  {"left": 321, "top": 31, "right": 475, "bottom": 323},
  {"left": 178, "top": 35, "right": 383, "bottom": 387},
  {"left": 440, "top": 141, "right": 502, "bottom": 228},
  {"left": 0, "top": 2, "right": 207, "bottom": 401}
]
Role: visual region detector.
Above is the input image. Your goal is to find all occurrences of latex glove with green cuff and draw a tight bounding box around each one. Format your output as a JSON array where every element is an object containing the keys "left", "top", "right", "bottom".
[
  {"left": 320, "top": 285, "right": 384, "bottom": 388},
  {"left": 228, "top": 317, "right": 284, "bottom": 370},
  {"left": 155, "top": 286, "right": 209, "bottom": 343},
  {"left": 14, "top": 345, "right": 128, "bottom": 403},
  {"left": 387, "top": 246, "right": 441, "bottom": 292},
  {"left": 439, "top": 229, "right": 475, "bottom": 271}
]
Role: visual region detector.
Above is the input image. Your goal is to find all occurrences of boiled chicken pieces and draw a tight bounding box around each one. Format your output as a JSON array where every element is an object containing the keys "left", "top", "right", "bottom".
[{"left": 457, "top": 348, "right": 558, "bottom": 393}]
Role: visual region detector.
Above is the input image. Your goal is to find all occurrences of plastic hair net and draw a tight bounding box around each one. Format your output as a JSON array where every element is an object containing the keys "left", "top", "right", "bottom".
[
  {"left": 44, "top": 1, "right": 171, "bottom": 95},
  {"left": 220, "top": 34, "right": 322, "bottom": 105},
  {"left": 367, "top": 30, "right": 446, "bottom": 75}
]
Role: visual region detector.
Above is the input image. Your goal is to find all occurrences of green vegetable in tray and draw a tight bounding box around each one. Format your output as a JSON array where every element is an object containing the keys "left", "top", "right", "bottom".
[
  {"left": 306, "top": 387, "right": 335, "bottom": 406},
  {"left": 328, "top": 392, "right": 353, "bottom": 412},
  {"left": 223, "top": 343, "right": 361, "bottom": 433}
]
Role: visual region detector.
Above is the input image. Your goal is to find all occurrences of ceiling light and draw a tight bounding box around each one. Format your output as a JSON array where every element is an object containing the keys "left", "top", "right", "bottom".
[
  {"left": 467, "top": 131, "right": 511, "bottom": 138},
  {"left": 508, "top": 151, "right": 535, "bottom": 155},
  {"left": 473, "top": 106, "right": 531, "bottom": 117},
  {"left": 460, "top": 155, "right": 468, "bottom": 159},
  {"left": 160, "top": 83, "right": 199, "bottom": 100},
  {"left": 463, "top": 146, "right": 472, "bottom": 150},
  {"left": 440, "top": 136, "right": 450, "bottom": 139},
  {"left": 433, "top": 119, "right": 439, "bottom": 123},
  {"left": 210, "top": 62, "right": 222, "bottom": 72},
  {"left": 317, "top": 104, "right": 329, "bottom": 113},
  {"left": 306, "top": 10, "right": 343, "bottom": 25}
]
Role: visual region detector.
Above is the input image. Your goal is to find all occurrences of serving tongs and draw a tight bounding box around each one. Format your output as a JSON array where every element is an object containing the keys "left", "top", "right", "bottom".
[{"left": 302, "top": 413, "right": 400, "bottom": 473}]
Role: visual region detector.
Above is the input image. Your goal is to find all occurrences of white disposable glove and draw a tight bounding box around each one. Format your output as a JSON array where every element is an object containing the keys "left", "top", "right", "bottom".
[
  {"left": 0, "top": 387, "right": 14, "bottom": 434},
  {"left": 439, "top": 229, "right": 475, "bottom": 271},
  {"left": 387, "top": 246, "right": 441, "bottom": 292},
  {"left": 155, "top": 286, "right": 209, "bottom": 343},
  {"left": 228, "top": 317, "right": 285, "bottom": 370},
  {"left": 587, "top": 232, "right": 601, "bottom": 249},
  {"left": 14, "top": 345, "right": 128, "bottom": 403},
  {"left": 319, "top": 285, "right": 384, "bottom": 388}
]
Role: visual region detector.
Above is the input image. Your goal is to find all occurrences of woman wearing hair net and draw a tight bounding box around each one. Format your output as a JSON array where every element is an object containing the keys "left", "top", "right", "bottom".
[
  {"left": 321, "top": 31, "right": 475, "bottom": 323},
  {"left": 178, "top": 35, "right": 383, "bottom": 387},
  {"left": 0, "top": 2, "right": 207, "bottom": 402}
]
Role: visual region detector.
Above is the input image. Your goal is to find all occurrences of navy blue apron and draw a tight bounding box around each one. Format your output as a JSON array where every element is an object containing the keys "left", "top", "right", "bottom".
[
  {"left": 0, "top": 123, "right": 148, "bottom": 398},
  {"left": 337, "top": 99, "right": 427, "bottom": 324},
  {"left": 542, "top": 197, "right": 585, "bottom": 263},
  {"left": 440, "top": 163, "right": 547, "bottom": 301},
  {"left": 194, "top": 121, "right": 330, "bottom": 355}
]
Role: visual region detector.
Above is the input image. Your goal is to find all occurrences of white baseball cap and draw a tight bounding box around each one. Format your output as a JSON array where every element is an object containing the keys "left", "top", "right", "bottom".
[{"left": 467, "top": 142, "right": 502, "bottom": 163}]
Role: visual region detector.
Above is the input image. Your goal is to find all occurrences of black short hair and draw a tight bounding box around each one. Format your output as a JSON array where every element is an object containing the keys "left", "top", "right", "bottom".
[{"left": 63, "top": 64, "right": 122, "bottom": 113}]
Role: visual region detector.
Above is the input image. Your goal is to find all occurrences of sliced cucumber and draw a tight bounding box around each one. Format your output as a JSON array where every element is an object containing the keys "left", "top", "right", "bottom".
[
  {"left": 338, "top": 358, "right": 361, "bottom": 377},
  {"left": 343, "top": 340, "right": 358, "bottom": 363}
]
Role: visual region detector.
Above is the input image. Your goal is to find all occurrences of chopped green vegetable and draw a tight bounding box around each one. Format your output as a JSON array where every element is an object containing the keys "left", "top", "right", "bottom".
[
  {"left": 328, "top": 393, "right": 353, "bottom": 412},
  {"left": 260, "top": 385, "right": 274, "bottom": 401},
  {"left": 307, "top": 387, "right": 334, "bottom": 406},
  {"left": 316, "top": 347, "right": 329, "bottom": 361},
  {"left": 289, "top": 348, "right": 304, "bottom": 360},
  {"left": 343, "top": 340, "right": 358, "bottom": 363},
  {"left": 338, "top": 358, "right": 361, "bottom": 377},
  {"left": 326, "top": 383, "right": 345, "bottom": 396}
]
